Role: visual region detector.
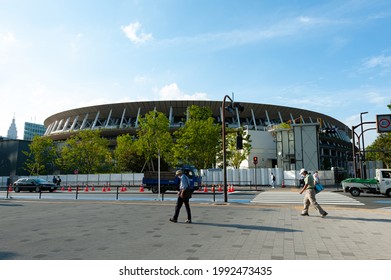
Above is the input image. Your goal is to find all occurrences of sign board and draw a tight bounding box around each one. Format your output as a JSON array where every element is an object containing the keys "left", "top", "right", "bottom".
[{"left": 376, "top": 114, "right": 391, "bottom": 133}]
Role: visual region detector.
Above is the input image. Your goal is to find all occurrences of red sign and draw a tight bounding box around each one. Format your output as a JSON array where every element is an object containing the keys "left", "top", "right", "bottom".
[{"left": 377, "top": 114, "right": 391, "bottom": 133}]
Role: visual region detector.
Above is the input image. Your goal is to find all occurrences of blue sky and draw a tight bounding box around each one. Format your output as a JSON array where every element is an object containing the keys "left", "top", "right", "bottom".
[{"left": 1, "top": 0, "right": 390, "bottom": 146}]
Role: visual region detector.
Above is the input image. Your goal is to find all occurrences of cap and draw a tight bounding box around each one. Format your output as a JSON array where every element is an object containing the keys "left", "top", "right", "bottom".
[
  {"left": 300, "top": 168, "right": 306, "bottom": 175},
  {"left": 175, "top": 170, "right": 183, "bottom": 176}
]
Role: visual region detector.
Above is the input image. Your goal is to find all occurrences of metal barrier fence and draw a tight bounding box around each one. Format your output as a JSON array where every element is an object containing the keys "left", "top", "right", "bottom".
[{"left": 0, "top": 168, "right": 338, "bottom": 189}]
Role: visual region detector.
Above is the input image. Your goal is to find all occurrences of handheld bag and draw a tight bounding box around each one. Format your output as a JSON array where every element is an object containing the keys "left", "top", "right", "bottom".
[{"left": 315, "top": 183, "right": 324, "bottom": 193}]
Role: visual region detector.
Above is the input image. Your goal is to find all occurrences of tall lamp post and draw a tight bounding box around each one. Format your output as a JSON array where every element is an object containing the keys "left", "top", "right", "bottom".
[
  {"left": 351, "top": 119, "right": 376, "bottom": 178},
  {"left": 222, "top": 95, "right": 232, "bottom": 203},
  {"left": 360, "top": 112, "right": 368, "bottom": 178},
  {"left": 221, "top": 95, "right": 243, "bottom": 203}
]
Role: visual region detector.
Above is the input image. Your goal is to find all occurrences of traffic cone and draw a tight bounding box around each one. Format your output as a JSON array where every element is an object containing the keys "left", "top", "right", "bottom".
[
  {"left": 68, "top": 186, "right": 72, "bottom": 192},
  {"left": 211, "top": 185, "right": 215, "bottom": 192},
  {"left": 139, "top": 185, "right": 144, "bottom": 192},
  {"left": 203, "top": 185, "right": 208, "bottom": 192},
  {"left": 218, "top": 184, "right": 223, "bottom": 192},
  {"left": 231, "top": 185, "right": 235, "bottom": 192},
  {"left": 281, "top": 180, "right": 285, "bottom": 188},
  {"left": 8, "top": 185, "right": 12, "bottom": 192},
  {"left": 84, "top": 185, "right": 89, "bottom": 192},
  {"left": 61, "top": 186, "right": 65, "bottom": 191},
  {"left": 102, "top": 186, "right": 106, "bottom": 192},
  {"left": 91, "top": 185, "right": 95, "bottom": 191}
]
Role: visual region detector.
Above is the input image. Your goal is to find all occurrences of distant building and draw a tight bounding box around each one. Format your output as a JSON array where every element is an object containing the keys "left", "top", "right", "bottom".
[
  {"left": 24, "top": 122, "right": 46, "bottom": 141},
  {"left": 44, "top": 100, "right": 353, "bottom": 171},
  {"left": 7, "top": 117, "right": 18, "bottom": 139}
]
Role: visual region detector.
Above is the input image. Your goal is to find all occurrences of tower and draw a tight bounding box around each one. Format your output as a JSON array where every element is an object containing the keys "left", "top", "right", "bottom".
[{"left": 7, "top": 116, "right": 18, "bottom": 139}]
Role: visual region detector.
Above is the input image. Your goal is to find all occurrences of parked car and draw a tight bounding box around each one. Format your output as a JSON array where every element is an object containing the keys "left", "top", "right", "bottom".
[{"left": 13, "top": 178, "right": 58, "bottom": 193}]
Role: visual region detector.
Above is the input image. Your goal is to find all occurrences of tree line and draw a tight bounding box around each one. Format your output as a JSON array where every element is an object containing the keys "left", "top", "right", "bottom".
[{"left": 23, "top": 105, "right": 252, "bottom": 175}]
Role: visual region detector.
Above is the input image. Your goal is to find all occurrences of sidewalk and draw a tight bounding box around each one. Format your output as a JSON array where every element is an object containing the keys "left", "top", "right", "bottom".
[{"left": 1, "top": 195, "right": 391, "bottom": 260}]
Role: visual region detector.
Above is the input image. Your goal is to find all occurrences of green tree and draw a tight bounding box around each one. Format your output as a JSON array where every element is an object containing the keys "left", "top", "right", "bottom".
[
  {"left": 366, "top": 133, "right": 391, "bottom": 168},
  {"left": 57, "top": 130, "right": 111, "bottom": 174},
  {"left": 23, "top": 135, "right": 57, "bottom": 175},
  {"left": 135, "top": 111, "right": 173, "bottom": 172},
  {"left": 114, "top": 134, "right": 143, "bottom": 172},
  {"left": 173, "top": 105, "right": 221, "bottom": 169}
]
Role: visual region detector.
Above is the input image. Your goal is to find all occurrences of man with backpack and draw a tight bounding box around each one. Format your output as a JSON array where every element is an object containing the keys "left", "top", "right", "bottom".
[{"left": 299, "top": 168, "right": 328, "bottom": 218}]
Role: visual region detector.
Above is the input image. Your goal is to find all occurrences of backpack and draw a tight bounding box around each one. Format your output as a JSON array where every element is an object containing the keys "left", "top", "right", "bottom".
[{"left": 315, "top": 183, "right": 324, "bottom": 193}]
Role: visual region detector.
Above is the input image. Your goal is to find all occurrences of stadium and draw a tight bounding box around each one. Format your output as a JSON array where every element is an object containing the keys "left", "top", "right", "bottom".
[{"left": 43, "top": 100, "right": 352, "bottom": 172}]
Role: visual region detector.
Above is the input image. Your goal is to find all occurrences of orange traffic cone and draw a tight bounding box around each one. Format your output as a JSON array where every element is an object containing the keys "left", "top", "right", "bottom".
[
  {"left": 102, "top": 186, "right": 106, "bottom": 192},
  {"left": 211, "top": 185, "right": 215, "bottom": 192},
  {"left": 8, "top": 185, "right": 12, "bottom": 192},
  {"left": 84, "top": 185, "right": 89, "bottom": 192},
  {"left": 68, "top": 186, "right": 72, "bottom": 192},
  {"left": 61, "top": 186, "right": 65, "bottom": 191},
  {"left": 91, "top": 185, "right": 95, "bottom": 191},
  {"left": 218, "top": 184, "right": 223, "bottom": 192},
  {"left": 203, "top": 185, "right": 208, "bottom": 192},
  {"left": 139, "top": 185, "right": 145, "bottom": 192},
  {"left": 281, "top": 180, "right": 285, "bottom": 188}
]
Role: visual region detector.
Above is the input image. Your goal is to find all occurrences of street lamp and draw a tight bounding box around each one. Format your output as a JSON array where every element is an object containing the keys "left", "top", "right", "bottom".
[
  {"left": 351, "top": 118, "right": 376, "bottom": 178},
  {"left": 360, "top": 112, "right": 368, "bottom": 178},
  {"left": 221, "top": 94, "right": 243, "bottom": 203}
]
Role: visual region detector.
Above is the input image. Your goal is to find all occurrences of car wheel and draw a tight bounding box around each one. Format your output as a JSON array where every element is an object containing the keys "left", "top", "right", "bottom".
[
  {"left": 151, "top": 186, "right": 158, "bottom": 193},
  {"left": 14, "top": 186, "right": 20, "bottom": 193},
  {"left": 350, "top": 188, "right": 360, "bottom": 197},
  {"left": 386, "top": 189, "right": 391, "bottom": 198}
]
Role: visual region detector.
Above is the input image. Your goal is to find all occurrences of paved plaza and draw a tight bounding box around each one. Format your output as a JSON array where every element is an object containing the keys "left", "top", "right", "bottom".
[{"left": 1, "top": 190, "right": 391, "bottom": 260}]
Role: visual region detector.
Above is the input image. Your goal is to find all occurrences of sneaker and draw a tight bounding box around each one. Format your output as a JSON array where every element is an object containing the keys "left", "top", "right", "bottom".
[
  {"left": 185, "top": 219, "right": 192, "bottom": 223},
  {"left": 169, "top": 218, "right": 177, "bottom": 223},
  {"left": 321, "top": 212, "right": 328, "bottom": 218},
  {"left": 300, "top": 213, "right": 309, "bottom": 216}
]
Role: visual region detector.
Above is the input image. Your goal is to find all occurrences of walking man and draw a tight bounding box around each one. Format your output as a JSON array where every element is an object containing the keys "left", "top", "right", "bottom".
[
  {"left": 170, "top": 170, "right": 192, "bottom": 223},
  {"left": 270, "top": 172, "right": 276, "bottom": 188},
  {"left": 299, "top": 168, "right": 328, "bottom": 217}
]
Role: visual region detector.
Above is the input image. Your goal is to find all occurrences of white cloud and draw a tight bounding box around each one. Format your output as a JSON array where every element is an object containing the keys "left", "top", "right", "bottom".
[
  {"left": 133, "top": 75, "right": 149, "bottom": 84},
  {"left": 157, "top": 83, "right": 209, "bottom": 100},
  {"left": 363, "top": 54, "right": 391, "bottom": 69},
  {"left": 121, "top": 22, "right": 153, "bottom": 44},
  {"left": 0, "top": 32, "right": 16, "bottom": 44},
  {"left": 366, "top": 91, "right": 390, "bottom": 106},
  {"left": 298, "top": 16, "right": 312, "bottom": 23}
]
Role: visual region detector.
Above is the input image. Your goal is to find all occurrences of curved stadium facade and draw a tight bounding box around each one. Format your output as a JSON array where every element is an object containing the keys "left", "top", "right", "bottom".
[{"left": 44, "top": 100, "right": 352, "bottom": 170}]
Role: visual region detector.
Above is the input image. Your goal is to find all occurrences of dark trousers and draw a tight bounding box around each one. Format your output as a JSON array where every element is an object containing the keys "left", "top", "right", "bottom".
[{"left": 173, "top": 196, "right": 191, "bottom": 221}]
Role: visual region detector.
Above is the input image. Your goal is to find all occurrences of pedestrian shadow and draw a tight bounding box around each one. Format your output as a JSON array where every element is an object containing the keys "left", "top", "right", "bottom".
[
  {"left": 331, "top": 216, "right": 391, "bottom": 223},
  {"left": 0, "top": 251, "right": 19, "bottom": 260},
  {"left": 0, "top": 203, "right": 24, "bottom": 207},
  {"left": 194, "top": 222, "right": 302, "bottom": 232}
]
